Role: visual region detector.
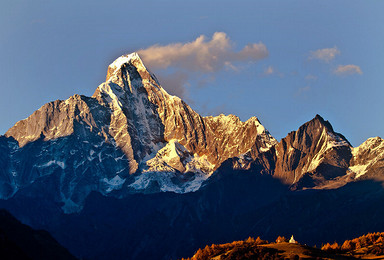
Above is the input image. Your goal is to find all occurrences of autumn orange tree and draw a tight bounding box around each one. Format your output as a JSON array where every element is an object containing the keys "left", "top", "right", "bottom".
[
  {"left": 321, "top": 242, "right": 340, "bottom": 252},
  {"left": 275, "top": 236, "right": 288, "bottom": 243},
  {"left": 183, "top": 236, "right": 272, "bottom": 259},
  {"left": 338, "top": 232, "right": 384, "bottom": 255}
]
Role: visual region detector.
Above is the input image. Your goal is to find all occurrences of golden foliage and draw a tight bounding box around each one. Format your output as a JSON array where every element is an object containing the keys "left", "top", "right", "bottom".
[
  {"left": 183, "top": 232, "right": 384, "bottom": 259},
  {"left": 339, "top": 232, "right": 384, "bottom": 255},
  {"left": 321, "top": 242, "right": 340, "bottom": 252},
  {"left": 183, "top": 236, "right": 273, "bottom": 260},
  {"left": 341, "top": 240, "right": 353, "bottom": 251},
  {"left": 275, "top": 236, "right": 288, "bottom": 243}
]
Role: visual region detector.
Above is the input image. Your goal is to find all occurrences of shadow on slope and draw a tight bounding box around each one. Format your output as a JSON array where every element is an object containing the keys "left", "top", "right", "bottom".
[
  {"left": 242, "top": 179, "right": 384, "bottom": 246},
  {"left": 0, "top": 169, "right": 288, "bottom": 260},
  {"left": 0, "top": 209, "right": 77, "bottom": 260},
  {"left": 2, "top": 170, "right": 384, "bottom": 259}
]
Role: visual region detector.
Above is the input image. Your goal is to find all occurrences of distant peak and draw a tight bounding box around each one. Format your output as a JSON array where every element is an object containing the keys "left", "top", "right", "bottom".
[
  {"left": 105, "top": 52, "right": 150, "bottom": 82},
  {"left": 304, "top": 114, "right": 351, "bottom": 146},
  {"left": 108, "top": 52, "right": 142, "bottom": 69},
  {"left": 314, "top": 114, "right": 324, "bottom": 121},
  {"left": 310, "top": 114, "right": 333, "bottom": 131}
]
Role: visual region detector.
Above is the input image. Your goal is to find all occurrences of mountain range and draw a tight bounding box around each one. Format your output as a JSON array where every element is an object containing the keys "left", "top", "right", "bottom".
[{"left": 0, "top": 53, "right": 383, "bottom": 259}]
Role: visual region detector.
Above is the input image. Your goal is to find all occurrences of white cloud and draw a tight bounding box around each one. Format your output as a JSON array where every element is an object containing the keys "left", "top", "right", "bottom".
[
  {"left": 334, "top": 64, "right": 363, "bottom": 76},
  {"left": 224, "top": 61, "right": 239, "bottom": 72},
  {"left": 137, "top": 32, "right": 268, "bottom": 72},
  {"left": 296, "top": 86, "right": 311, "bottom": 96},
  {"left": 155, "top": 72, "right": 189, "bottom": 98},
  {"left": 305, "top": 74, "right": 318, "bottom": 81},
  {"left": 261, "top": 65, "right": 284, "bottom": 77},
  {"left": 309, "top": 47, "right": 340, "bottom": 62},
  {"left": 263, "top": 66, "right": 274, "bottom": 75}
]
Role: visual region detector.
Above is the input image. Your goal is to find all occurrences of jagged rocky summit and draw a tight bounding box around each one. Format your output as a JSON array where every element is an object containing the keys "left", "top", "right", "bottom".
[{"left": 0, "top": 52, "right": 383, "bottom": 213}]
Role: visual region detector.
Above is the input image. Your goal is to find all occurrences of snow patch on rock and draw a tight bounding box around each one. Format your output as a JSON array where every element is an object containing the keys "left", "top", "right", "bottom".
[
  {"left": 306, "top": 129, "right": 350, "bottom": 173},
  {"left": 349, "top": 164, "right": 369, "bottom": 179},
  {"left": 129, "top": 140, "right": 215, "bottom": 193},
  {"left": 144, "top": 140, "right": 214, "bottom": 174},
  {"left": 128, "top": 171, "right": 211, "bottom": 194},
  {"left": 102, "top": 175, "right": 126, "bottom": 193},
  {"left": 40, "top": 160, "right": 65, "bottom": 169},
  {"left": 109, "top": 53, "right": 141, "bottom": 69},
  {"left": 349, "top": 137, "right": 384, "bottom": 179}
]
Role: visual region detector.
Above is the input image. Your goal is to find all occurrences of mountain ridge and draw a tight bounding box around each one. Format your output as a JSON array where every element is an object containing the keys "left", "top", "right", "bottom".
[{"left": 0, "top": 52, "right": 382, "bottom": 213}]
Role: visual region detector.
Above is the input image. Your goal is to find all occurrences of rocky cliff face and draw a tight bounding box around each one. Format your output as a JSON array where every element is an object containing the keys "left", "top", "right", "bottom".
[
  {"left": 227, "top": 114, "right": 383, "bottom": 190},
  {"left": 349, "top": 137, "right": 384, "bottom": 181},
  {"left": 273, "top": 115, "right": 352, "bottom": 189},
  {"left": 92, "top": 53, "right": 276, "bottom": 170}
]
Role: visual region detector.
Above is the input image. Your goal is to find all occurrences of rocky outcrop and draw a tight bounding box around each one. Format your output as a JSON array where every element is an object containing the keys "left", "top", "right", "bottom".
[
  {"left": 5, "top": 95, "right": 110, "bottom": 147},
  {"left": 273, "top": 115, "right": 352, "bottom": 188},
  {"left": 349, "top": 137, "right": 384, "bottom": 181}
]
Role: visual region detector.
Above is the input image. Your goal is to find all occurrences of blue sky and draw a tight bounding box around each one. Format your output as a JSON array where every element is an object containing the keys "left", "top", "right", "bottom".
[{"left": 1, "top": 0, "right": 383, "bottom": 146}]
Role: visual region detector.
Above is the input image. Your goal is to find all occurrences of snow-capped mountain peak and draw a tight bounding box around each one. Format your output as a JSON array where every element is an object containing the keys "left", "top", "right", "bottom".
[
  {"left": 0, "top": 52, "right": 278, "bottom": 212},
  {"left": 106, "top": 52, "right": 148, "bottom": 80},
  {"left": 109, "top": 52, "right": 142, "bottom": 69}
]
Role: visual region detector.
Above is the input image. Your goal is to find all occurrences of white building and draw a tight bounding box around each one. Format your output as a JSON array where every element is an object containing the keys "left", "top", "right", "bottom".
[{"left": 289, "top": 235, "right": 297, "bottom": 244}]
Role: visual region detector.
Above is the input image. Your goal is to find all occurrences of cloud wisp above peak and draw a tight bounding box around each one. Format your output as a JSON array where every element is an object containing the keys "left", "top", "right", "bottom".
[
  {"left": 137, "top": 32, "right": 268, "bottom": 73},
  {"left": 309, "top": 47, "right": 340, "bottom": 62},
  {"left": 134, "top": 32, "right": 268, "bottom": 99},
  {"left": 263, "top": 66, "right": 274, "bottom": 76},
  {"left": 334, "top": 64, "right": 363, "bottom": 76},
  {"left": 261, "top": 65, "right": 284, "bottom": 77},
  {"left": 305, "top": 74, "right": 318, "bottom": 81}
]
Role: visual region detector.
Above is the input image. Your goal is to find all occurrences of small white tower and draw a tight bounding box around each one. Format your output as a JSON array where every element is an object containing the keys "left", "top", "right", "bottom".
[{"left": 289, "top": 235, "right": 297, "bottom": 244}]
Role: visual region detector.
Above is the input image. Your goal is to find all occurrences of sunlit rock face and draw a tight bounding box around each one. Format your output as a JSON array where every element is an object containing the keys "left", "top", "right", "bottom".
[
  {"left": 273, "top": 115, "right": 352, "bottom": 189},
  {"left": 226, "top": 114, "right": 384, "bottom": 191},
  {"left": 349, "top": 137, "right": 384, "bottom": 181},
  {"left": 270, "top": 115, "right": 384, "bottom": 190},
  {"left": 1, "top": 53, "right": 276, "bottom": 212}
]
